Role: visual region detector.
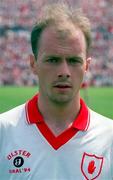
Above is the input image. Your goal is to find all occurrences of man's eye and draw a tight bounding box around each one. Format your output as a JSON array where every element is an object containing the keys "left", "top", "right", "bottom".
[
  {"left": 67, "top": 57, "right": 83, "bottom": 65},
  {"left": 46, "top": 57, "right": 60, "bottom": 64}
]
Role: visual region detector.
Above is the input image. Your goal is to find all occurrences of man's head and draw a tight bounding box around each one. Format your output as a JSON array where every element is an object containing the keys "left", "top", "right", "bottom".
[
  {"left": 30, "top": 3, "right": 91, "bottom": 105},
  {"left": 31, "top": 3, "right": 92, "bottom": 60}
]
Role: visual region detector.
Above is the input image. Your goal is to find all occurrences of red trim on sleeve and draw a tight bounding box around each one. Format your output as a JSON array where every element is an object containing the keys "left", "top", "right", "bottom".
[{"left": 25, "top": 94, "right": 90, "bottom": 150}]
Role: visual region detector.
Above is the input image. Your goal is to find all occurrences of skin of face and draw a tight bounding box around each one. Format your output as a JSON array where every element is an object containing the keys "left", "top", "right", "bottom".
[{"left": 30, "top": 25, "right": 91, "bottom": 106}]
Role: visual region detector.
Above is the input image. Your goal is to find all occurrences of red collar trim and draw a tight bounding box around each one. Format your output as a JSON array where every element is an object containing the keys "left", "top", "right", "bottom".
[
  {"left": 25, "top": 94, "right": 44, "bottom": 124},
  {"left": 25, "top": 94, "right": 90, "bottom": 150},
  {"left": 26, "top": 94, "right": 89, "bottom": 131}
]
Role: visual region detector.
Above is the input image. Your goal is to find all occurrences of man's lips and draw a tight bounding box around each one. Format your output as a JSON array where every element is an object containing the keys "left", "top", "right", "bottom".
[
  {"left": 54, "top": 85, "right": 71, "bottom": 88},
  {"left": 53, "top": 82, "right": 72, "bottom": 89}
]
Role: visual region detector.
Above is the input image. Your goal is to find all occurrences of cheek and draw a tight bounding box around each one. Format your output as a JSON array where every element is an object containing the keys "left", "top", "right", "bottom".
[
  {"left": 72, "top": 67, "right": 85, "bottom": 82},
  {"left": 38, "top": 67, "right": 53, "bottom": 84}
]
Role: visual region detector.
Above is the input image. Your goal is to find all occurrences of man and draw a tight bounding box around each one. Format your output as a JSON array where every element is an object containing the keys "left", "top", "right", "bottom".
[{"left": 0, "top": 3, "right": 113, "bottom": 180}]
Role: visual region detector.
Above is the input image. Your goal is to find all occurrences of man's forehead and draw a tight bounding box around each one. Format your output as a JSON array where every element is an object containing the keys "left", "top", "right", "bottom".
[
  {"left": 37, "top": 24, "right": 86, "bottom": 59},
  {"left": 40, "top": 24, "right": 85, "bottom": 45}
]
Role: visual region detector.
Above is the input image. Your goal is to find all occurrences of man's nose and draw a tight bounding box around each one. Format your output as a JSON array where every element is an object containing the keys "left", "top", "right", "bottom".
[{"left": 57, "top": 60, "right": 71, "bottom": 78}]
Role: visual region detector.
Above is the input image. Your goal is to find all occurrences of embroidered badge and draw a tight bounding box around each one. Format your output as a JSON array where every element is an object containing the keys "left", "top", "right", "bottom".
[
  {"left": 6, "top": 149, "right": 31, "bottom": 174},
  {"left": 81, "top": 152, "right": 104, "bottom": 180}
]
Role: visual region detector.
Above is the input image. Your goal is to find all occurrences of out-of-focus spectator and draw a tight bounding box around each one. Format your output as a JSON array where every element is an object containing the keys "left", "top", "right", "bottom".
[{"left": 0, "top": 0, "right": 113, "bottom": 86}]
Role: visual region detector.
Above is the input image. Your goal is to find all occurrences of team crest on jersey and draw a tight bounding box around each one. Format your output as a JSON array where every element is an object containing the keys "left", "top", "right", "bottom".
[
  {"left": 6, "top": 149, "right": 31, "bottom": 174},
  {"left": 81, "top": 152, "right": 104, "bottom": 180}
]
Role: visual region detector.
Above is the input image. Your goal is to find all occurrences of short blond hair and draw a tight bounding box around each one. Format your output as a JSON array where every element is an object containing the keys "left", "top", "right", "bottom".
[{"left": 31, "top": 2, "right": 92, "bottom": 59}]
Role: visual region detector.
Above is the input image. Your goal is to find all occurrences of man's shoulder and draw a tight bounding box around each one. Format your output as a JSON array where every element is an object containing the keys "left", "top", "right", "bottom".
[
  {"left": 0, "top": 104, "right": 25, "bottom": 126},
  {"left": 89, "top": 108, "right": 113, "bottom": 129}
]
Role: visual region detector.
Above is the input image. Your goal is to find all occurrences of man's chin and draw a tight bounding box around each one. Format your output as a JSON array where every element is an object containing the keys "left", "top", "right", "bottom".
[{"left": 49, "top": 94, "right": 73, "bottom": 105}]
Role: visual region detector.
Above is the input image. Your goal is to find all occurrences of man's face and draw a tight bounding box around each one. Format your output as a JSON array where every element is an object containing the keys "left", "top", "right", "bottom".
[{"left": 31, "top": 25, "right": 90, "bottom": 105}]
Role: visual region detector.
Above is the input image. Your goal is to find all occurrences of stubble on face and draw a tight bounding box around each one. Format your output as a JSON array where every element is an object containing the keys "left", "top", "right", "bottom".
[{"left": 37, "top": 24, "right": 87, "bottom": 106}]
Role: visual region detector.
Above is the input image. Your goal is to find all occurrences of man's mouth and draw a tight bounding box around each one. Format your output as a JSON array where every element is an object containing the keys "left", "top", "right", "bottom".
[
  {"left": 53, "top": 82, "right": 72, "bottom": 90},
  {"left": 52, "top": 82, "right": 72, "bottom": 94},
  {"left": 54, "top": 84, "right": 71, "bottom": 88}
]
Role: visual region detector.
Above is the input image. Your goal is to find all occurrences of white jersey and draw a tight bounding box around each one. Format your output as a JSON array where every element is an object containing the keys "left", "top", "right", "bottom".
[{"left": 0, "top": 94, "right": 113, "bottom": 180}]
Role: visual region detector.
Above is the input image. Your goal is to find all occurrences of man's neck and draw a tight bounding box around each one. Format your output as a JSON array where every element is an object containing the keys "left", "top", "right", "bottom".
[{"left": 38, "top": 94, "right": 81, "bottom": 135}]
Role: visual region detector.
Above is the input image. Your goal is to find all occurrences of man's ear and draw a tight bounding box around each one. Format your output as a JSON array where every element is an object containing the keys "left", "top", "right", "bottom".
[
  {"left": 85, "top": 57, "right": 91, "bottom": 72},
  {"left": 29, "top": 54, "right": 38, "bottom": 74}
]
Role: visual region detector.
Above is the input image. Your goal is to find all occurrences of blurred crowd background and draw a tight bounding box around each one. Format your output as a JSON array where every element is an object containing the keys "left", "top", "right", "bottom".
[{"left": 0, "top": 0, "right": 113, "bottom": 86}]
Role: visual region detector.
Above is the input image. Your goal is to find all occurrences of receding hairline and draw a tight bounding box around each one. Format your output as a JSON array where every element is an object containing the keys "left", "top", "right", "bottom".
[
  {"left": 31, "top": 3, "right": 92, "bottom": 59},
  {"left": 38, "top": 23, "right": 87, "bottom": 51}
]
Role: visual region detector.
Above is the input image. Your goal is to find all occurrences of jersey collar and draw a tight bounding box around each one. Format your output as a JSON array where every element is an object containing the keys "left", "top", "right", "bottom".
[{"left": 25, "top": 94, "right": 90, "bottom": 131}]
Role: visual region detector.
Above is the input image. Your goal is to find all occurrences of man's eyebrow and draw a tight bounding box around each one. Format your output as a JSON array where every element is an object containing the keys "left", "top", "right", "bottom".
[
  {"left": 66, "top": 56, "right": 83, "bottom": 60},
  {"left": 44, "top": 55, "right": 62, "bottom": 59},
  {"left": 43, "top": 55, "right": 83, "bottom": 61}
]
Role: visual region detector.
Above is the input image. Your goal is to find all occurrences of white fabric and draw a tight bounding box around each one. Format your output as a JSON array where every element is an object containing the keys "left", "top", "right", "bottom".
[{"left": 0, "top": 104, "right": 113, "bottom": 180}]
